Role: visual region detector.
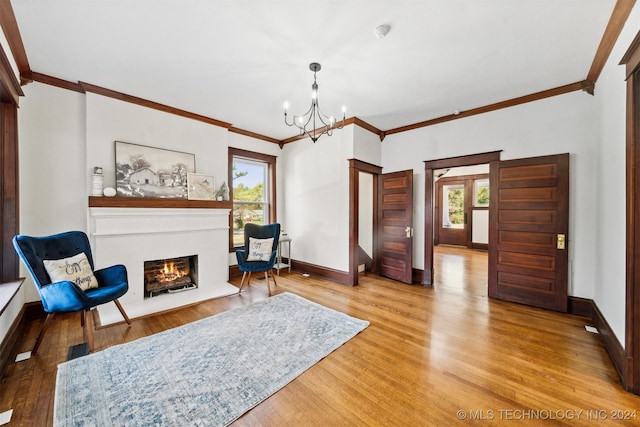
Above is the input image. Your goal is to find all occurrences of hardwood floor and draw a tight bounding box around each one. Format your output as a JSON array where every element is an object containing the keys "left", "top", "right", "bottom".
[{"left": 2, "top": 248, "right": 640, "bottom": 426}]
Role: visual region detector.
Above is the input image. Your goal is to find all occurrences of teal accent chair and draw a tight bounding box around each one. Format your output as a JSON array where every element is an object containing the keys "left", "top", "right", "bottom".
[{"left": 13, "top": 231, "right": 131, "bottom": 354}]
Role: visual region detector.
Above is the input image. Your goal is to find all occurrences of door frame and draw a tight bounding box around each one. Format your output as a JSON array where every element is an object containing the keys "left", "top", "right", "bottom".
[
  {"left": 348, "top": 159, "right": 382, "bottom": 286},
  {"left": 423, "top": 151, "right": 502, "bottom": 285},
  {"left": 622, "top": 32, "right": 640, "bottom": 394}
]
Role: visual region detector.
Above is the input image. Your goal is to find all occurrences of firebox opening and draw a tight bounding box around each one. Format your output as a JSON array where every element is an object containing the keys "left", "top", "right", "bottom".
[{"left": 144, "top": 255, "right": 198, "bottom": 298}]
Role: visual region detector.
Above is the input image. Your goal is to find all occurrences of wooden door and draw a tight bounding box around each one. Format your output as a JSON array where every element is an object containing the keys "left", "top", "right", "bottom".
[
  {"left": 436, "top": 179, "right": 468, "bottom": 246},
  {"left": 488, "top": 153, "right": 569, "bottom": 312},
  {"left": 378, "top": 170, "right": 413, "bottom": 284}
]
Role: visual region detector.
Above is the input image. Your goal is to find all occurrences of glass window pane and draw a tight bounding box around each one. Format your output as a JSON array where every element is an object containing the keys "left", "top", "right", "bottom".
[
  {"left": 474, "top": 179, "right": 490, "bottom": 207},
  {"left": 443, "top": 184, "right": 464, "bottom": 229},
  {"left": 232, "top": 158, "right": 269, "bottom": 245}
]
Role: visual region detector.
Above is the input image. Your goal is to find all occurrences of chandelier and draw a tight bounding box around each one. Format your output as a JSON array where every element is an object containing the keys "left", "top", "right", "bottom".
[{"left": 284, "top": 62, "right": 346, "bottom": 143}]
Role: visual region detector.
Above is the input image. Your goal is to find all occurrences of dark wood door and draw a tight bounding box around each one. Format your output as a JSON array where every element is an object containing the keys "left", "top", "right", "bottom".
[
  {"left": 488, "top": 153, "right": 569, "bottom": 312},
  {"left": 435, "top": 178, "right": 468, "bottom": 246},
  {"left": 378, "top": 170, "right": 413, "bottom": 284}
]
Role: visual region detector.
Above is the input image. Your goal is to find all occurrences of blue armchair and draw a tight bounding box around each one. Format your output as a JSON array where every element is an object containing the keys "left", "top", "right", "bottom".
[
  {"left": 13, "top": 231, "right": 131, "bottom": 354},
  {"left": 236, "top": 223, "right": 281, "bottom": 295}
]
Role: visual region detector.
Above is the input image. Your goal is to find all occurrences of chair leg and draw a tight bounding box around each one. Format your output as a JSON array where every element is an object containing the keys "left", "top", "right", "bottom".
[
  {"left": 83, "top": 309, "right": 95, "bottom": 352},
  {"left": 270, "top": 269, "right": 278, "bottom": 287},
  {"left": 264, "top": 271, "right": 272, "bottom": 295},
  {"left": 114, "top": 299, "right": 131, "bottom": 325},
  {"left": 239, "top": 272, "right": 253, "bottom": 293},
  {"left": 32, "top": 313, "right": 55, "bottom": 355}
]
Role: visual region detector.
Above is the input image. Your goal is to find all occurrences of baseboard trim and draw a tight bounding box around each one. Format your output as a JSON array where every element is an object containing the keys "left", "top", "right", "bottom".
[
  {"left": 591, "top": 299, "right": 626, "bottom": 388},
  {"left": 229, "top": 264, "right": 242, "bottom": 280},
  {"left": 567, "top": 295, "right": 594, "bottom": 318},
  {"left": 289, "top": 259, "right": 351, "bottom": 285},
  {"left": 567, "top": 296, "right": 626, "bottom": 390},
  {"left": 412, "top": 268, "right": 425, "bottom": 285}
]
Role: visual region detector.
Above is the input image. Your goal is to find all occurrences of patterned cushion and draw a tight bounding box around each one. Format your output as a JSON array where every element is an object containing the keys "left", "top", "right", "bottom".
[
  {"left": 43, "top": 253, "right": 99, "bottom": 291},
  {"left": 247, "top": 237, "right": 274, "bottom": 261}
]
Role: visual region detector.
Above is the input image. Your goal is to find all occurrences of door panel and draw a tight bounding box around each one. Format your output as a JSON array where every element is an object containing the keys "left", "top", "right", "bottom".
[
  {"left": 488, "top": 153, "right": 569, "bottom": 312},
  {"left": 378, "top": 170, "right": 413, "bottom": 284}
]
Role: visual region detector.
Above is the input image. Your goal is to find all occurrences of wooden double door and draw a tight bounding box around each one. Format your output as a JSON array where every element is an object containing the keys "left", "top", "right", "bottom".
[
  {"left": 369, "top": 152, "right": 570, "bottom": 313},
  {"left": 424, "top": 152, "right": 569, "bottom": 313}
]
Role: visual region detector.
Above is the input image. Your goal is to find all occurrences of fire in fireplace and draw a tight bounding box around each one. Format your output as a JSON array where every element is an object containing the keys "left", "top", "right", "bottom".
[{"left": 144, "top": 255, "right": 198, "bottom": 298}]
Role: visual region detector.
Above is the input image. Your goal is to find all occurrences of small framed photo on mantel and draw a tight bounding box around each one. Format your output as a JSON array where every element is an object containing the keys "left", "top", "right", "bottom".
[{"left": 187, "top": 173, "right": 215, "bottom": 200}]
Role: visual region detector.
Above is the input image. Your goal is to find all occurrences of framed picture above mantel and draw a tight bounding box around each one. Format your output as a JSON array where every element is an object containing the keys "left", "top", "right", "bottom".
[
  {"left": 115, "top": 141, "right": 196, "bottom": 199},
  {"left": 88, "top": 196, "right": 232, "bottom": 209}
]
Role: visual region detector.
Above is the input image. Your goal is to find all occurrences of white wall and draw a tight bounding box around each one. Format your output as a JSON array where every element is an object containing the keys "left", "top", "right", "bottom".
[
  {"left": 18, "top": 83, "right": 88, "bottom": 303},
  {"left": 281, "top": 126, "right": 353, "bottom": 272},
  {"left": 593, "top": 5, "right": 640, "bottom": 345},
  {"left": 382, "top": 90, "right": 599, "bottom": 302},
  {"left": 86, "top": 93, "right": 229, "bottom": 193}
]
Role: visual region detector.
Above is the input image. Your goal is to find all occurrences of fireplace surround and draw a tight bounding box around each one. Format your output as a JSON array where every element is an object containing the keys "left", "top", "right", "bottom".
[{"left": 88, "top": 204, "right": 238, "bottom": 325}]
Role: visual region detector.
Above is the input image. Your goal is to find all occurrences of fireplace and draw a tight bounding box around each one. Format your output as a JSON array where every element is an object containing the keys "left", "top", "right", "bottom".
[
  {"left": 144, "top": 255, "right": 198, "bottom": 298},
  {"left": 90, "top": 206, "right": 238, "bottom": 325}
]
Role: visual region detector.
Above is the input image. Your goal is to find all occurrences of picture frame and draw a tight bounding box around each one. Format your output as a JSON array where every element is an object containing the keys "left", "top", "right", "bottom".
[
  {"left": 115, "top": 141, "right": 196, "bottom": 198},
  {"left": 187, "top": 173, "right": 215, "bottom": 200}
]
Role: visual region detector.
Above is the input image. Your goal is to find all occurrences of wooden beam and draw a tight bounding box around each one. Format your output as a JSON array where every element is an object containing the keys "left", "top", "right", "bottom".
[
  {"left": 384, "top": 81, "right": 589, "bottom": 137},
  {"left": 31, "top": 72, "right": 84, "bottom": 93},
  {"left": 0, "top": 0, "right": 31, "bottom": 84},
  {"left": 587, "top": 0, "right": 637, "bottom": 83},
  {"left": 228, "top": 127, "right": 280, "bottom": 144},
  {"left": 80, "top": 81, "right": 233, "bottom": 130}
]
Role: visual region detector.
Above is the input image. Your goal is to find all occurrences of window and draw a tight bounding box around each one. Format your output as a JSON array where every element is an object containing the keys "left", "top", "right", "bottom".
[
  {"left": 442, "top": 184, "right": 465, "bottom": 229},
  {"left": 228, "top": 148, "right": 276, "bottom": 249},
  {"left": 474, "top": 178, "right": 490, "bottom": 207}
]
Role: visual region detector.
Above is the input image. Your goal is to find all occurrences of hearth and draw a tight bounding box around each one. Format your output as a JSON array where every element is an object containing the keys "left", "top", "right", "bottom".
[{"left": 144, "top": 255, "right": 198, "bottom": 298}]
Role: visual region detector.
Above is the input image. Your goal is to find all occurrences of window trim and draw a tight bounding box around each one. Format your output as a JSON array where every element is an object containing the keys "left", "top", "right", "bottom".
[{"left": 228, "top": 147, "right": 277, "bottom": 252}]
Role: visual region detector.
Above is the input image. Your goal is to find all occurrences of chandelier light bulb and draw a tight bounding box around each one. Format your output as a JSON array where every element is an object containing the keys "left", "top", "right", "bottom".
[{"left": 284, "top": 101, "right": 289, "bottom": 111}]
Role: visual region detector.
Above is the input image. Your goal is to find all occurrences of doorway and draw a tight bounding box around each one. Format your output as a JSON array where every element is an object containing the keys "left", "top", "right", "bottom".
[
  {"left": 434, "top": 169, "right": 490, "bottom": 249},
  {"left": 424, "top": 151, "right": 501, "bottom": 285},
  {"left": 425, "top": 151, "right": 570, "bottom": 314}
]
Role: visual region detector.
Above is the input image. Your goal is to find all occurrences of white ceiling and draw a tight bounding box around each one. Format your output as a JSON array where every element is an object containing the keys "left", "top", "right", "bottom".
[{"left": 11, "top": 0, "right": 616, "bottom": 141}]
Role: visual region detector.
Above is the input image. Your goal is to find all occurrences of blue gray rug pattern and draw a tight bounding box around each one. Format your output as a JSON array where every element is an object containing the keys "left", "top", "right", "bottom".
[{"left": 54, "top": 292, "right": 369, "bottom": 426}]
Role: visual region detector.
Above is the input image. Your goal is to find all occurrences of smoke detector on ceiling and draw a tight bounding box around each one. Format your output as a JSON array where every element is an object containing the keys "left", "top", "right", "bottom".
[{"left": 375, "top": 24, "right": 391, "bottom": 39}]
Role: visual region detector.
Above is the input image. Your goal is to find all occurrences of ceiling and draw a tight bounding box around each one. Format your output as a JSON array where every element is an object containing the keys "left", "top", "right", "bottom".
[{"left": 10, "top": 0, "right": 617, "bottom": 141}]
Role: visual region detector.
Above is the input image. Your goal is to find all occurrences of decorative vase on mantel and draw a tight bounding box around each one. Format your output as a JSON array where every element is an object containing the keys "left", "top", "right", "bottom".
[{"left": 91, "top": 167, "right": 104, "bottom": 197}]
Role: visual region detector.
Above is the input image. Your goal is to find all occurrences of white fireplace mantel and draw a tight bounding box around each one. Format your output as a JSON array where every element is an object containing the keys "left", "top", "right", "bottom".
[{"left": 89, "top": 207, "right": 238, "bottom": 325}]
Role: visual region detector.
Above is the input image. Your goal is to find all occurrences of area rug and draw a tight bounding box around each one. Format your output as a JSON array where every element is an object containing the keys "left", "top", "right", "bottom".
[{"left": 54, "top": 292, "right": 369, "bottom": 426}]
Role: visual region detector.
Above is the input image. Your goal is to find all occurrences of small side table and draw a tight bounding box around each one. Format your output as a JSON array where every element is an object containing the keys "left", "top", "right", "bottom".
[{"left": 276, "top": 236, "right": 292, "bottom": 275}]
